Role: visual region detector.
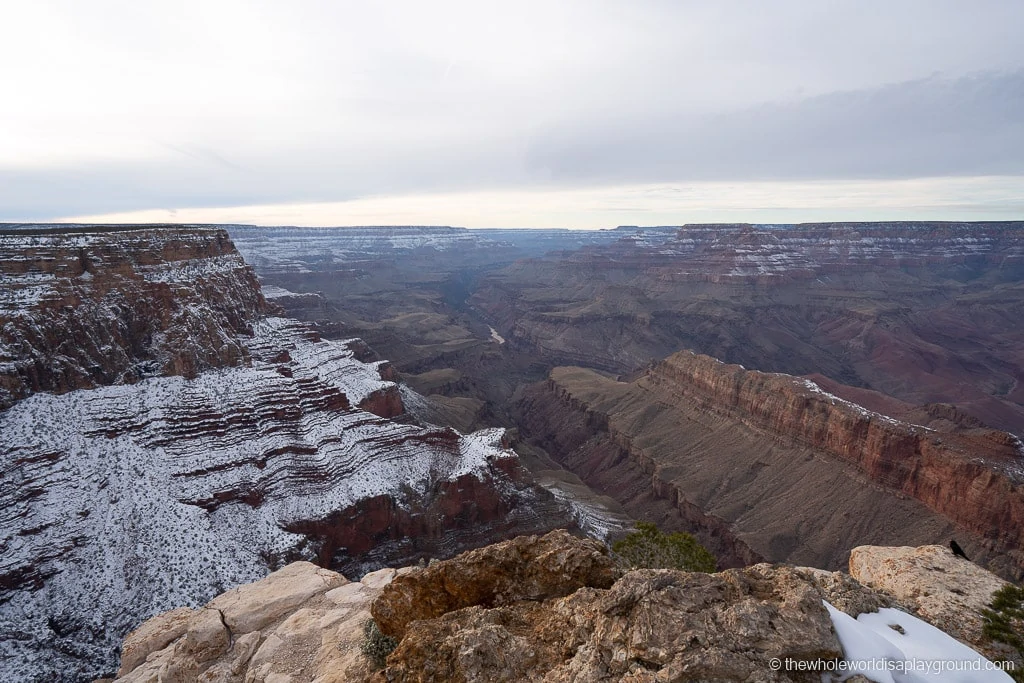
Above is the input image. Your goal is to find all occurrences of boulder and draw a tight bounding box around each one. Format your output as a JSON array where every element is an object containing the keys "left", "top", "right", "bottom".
[
  {"left": 849, "top": 544, "right": 1008, "bottom": 647},
  {"left": 116, "top": 607, "right": 195, "bottom": 677},
  {"left": 370, "top": 529, "right": 619, "bottom": 638},
  {"left": 115, "top": 562, "right": 407, "bottom": 683},
  {"left": 205, "top": 561, "right": 346, "bottom": 634}
]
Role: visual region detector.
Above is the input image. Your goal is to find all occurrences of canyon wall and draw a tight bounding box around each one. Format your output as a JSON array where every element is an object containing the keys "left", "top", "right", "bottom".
[
  {"left": 516, "top": 351, "right": 1024, "bottom": 579},
  {"left": 0, "top": 226, "right": 269, "bottom": 409}
]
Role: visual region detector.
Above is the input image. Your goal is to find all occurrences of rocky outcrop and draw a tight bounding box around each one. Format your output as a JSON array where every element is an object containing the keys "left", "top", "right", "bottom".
[
  {"left": 515, "top": 355, "right": 1024, "bottom": 578},
  {"left": 115, "top": 561, "right": 415, "bottom": 683},
  {"left": 0, "top": 226, "right": 269, "bottom": 409},
  {"left": 378, "top": 563, "right": 890, "bottom": 683},
  {"left": 848, "top": 544, "right": 1009, "bottom": 651},
  {"left": 371, "top": 529, "right": 619, "bottom": 638},
  {"left": 472, "top": 221, "right": 1024, "bottom": 436},
  {"left": 114, "top": 533, "right": 1024, "bottom": 683},
  {"left": 114, "top": 531, "right": 904, "bottom": 683}
]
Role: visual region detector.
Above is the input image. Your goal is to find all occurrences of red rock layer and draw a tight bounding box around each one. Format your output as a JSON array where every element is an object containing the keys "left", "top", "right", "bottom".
[
  {"left": 648, "top": 352, "right": 1024, "bottom": 573},
  {"left": 0, "top": 226, "right": 269, "bottom": 409}
]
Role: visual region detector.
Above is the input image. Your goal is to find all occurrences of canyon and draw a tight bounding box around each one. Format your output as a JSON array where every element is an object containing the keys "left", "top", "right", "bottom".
[
  {"left": 472, "top": 222, "right": 1024, "bottom": 437},
  {"left": 2, "top": 221, "right": 1023, "bottom": 681},
  {"left": 232, "top": 222, "right": 1024, "bottom": 579},
  {"left": 0, "top": 226, "right": 573, "bottom": 682},
  {"left": 514, "top": 353, "right": 1024, "bottom": 578}
]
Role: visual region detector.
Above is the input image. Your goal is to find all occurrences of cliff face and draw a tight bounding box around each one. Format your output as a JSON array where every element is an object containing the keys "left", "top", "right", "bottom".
[
  {"left": 473, "top": 221, "right": 1024, "bottom": 436},
  {"left": 0, "top": 226, "right": 269, "bottom": 409},
  {"left": 652, "top": 352, "right": 1024, "bottom": 560},
  {"left": 0, "top": 229, "right": 570, "bottom": 682},
  {"left": 515, "top": 352, "right": 1024, "bottom": 579}
]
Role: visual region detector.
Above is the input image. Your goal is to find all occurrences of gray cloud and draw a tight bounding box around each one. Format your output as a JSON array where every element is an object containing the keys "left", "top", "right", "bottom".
[
  {"left": 526, "top": 70, "right": 1024, "bottom": 182},
  {"left": 1, "top": 1, "right": 1023, "bottom": 220}
]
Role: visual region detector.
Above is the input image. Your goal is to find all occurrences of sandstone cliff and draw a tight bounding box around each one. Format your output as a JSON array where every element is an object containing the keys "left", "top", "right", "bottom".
[
  {"left": 515, "top": 352, "right": 1024, "bottom": 579},
  {"left": 113, "top": 532, "right": 1016, "bottom": 683}
]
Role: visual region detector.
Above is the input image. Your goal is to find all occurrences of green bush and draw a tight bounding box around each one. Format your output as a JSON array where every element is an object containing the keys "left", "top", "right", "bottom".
[
  {"left": 982, "top": 584, "right": 1024, "bottom": 682},
  {"left": 611, "top": 521, "right": 717, "bottom": 572},
  {"left": 360, "top": 618, "right": 398, "bottom": 670}
]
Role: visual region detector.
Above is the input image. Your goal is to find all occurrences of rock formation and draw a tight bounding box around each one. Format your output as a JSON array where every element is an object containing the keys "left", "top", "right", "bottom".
[
  {"left": 849, "top": 544, "right": 1011, "bottom": 655},
  {"left": 122, "top": 531, "right": 1024, "bottom": 683},
  {"left": 114, "top": 561, "right": 416, "bottom": 683},
  {"left": 0, "top": 227, "right": 571, "bottom": 682},
  {"left": 515, "top": 352, "right": 1024, "bottom": 578},
  {"left": 371, "top": 529, "right": 619, "bottom": 639},
  {"left": 0, "top": 226, "right": 269, "bottom": 409}
]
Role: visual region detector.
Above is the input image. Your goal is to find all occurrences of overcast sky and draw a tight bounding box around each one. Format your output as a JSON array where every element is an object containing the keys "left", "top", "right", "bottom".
[{"left": 2, "top": 1, "right": 1023, "bottom": 227}]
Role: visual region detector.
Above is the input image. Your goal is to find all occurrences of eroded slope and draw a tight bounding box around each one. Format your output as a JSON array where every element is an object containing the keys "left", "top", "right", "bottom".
[{"left": 516, "top": 351, "right": 1024, "bottom": 578}]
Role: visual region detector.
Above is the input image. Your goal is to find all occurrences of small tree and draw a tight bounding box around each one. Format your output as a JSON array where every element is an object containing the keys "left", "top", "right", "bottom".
[
  {"left": 982, "top": 584, "right": 1024, "bottom": 682},
  {"left": 360, "top": 619, "right": 398, "bottom": 670},
  {"left": 612, "top": 521, "right": 717, "bottom": 572}
]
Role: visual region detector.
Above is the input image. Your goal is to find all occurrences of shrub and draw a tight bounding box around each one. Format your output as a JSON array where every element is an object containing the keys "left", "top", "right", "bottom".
[
  {"left": 360, "top": 618, "right": 398, "bottom": 670},
  {"left": 982, "top": 583, "right": 1024, "bottom": 682},
  {"left": 611, "top": 521, "right": 717, "bottom": 572}
]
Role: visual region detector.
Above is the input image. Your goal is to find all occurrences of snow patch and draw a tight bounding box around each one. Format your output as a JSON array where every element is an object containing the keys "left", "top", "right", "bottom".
[{"left": 824, "top": 601, "right": 1013, "bottom": 682}]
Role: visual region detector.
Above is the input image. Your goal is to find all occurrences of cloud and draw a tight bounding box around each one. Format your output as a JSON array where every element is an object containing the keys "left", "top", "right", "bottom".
[
  {"left": 54, "top": 176, "right": 1024, "bottom": 229},
  {"left": 2, "top": 1, "right": 1023, "bottom": 221},
  {"left": 526, "top": 70, "right": 1024, "bottom": 182}
]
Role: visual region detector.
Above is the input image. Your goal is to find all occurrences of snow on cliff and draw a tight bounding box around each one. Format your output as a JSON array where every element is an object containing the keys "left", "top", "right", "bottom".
[{"left": 0, "top": 317, "right": 518, "bottom": 682}]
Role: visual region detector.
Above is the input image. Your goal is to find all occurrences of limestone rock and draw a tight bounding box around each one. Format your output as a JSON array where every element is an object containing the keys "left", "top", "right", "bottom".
[
  {"left": 849, "top": 544, "right": 1009, "bottom": 647},
  {"left": 377, "top": 563, "right": 882, "bottom": 682},
  {"left": 117, "top": 607, "right": 195, "bottom": 677},
  {"left": 115, "top": 562, "right": 410, "bottom": 683},
  {"left": 370, "top": 529, "right": 619, "bottom": 639},
  {"left": 206, "top": 561, "right": 346, "bottom": 634}
]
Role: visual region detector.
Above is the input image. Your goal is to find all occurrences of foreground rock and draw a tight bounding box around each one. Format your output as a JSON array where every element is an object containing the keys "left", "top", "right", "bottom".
[
  {"left": 116, "top": 561, "right": 413, "bottom": 683},
  {"left": 849, "top": 544, "right": 1012, "bottom": 657},
  {"left": 116, "top": 531, "right": 1024, "bottom": 682},
  {"left": 379, "top": 562, "right": 890, "bottom": 683},
  {"left": 371, "top": 529, "right": 619, "bottom": 638},
  {"left": 120, "top": 531, "right": 896, "bottom": 683}
]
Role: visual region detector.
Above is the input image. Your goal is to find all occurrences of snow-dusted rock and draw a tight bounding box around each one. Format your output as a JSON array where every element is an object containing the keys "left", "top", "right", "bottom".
[
  {"left": 0, "top": 316, "right": 562, "bottom": 680},
  {"left": 849, "top": 544, "right": 1009, "bottom": 647},
  {"left": 0, "top": 227, "right": 568, "bottom": 681}
]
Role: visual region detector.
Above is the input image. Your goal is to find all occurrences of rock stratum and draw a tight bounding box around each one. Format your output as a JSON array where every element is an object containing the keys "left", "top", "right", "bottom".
[
  {"left": 0, "top": 226, "right": 268, "bottom": 410},
  {"left": 113, "top": 531, "right": 1017, "bottom": 683},
  {"left": 0, "top": 227, "right": 568, "bottom": 682},
  {"left": 473, "top": 222, "right": 1024, "bottom": 436},
  {"left": 515, "top": 351, "right": 1024, "bottom": 579}
]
